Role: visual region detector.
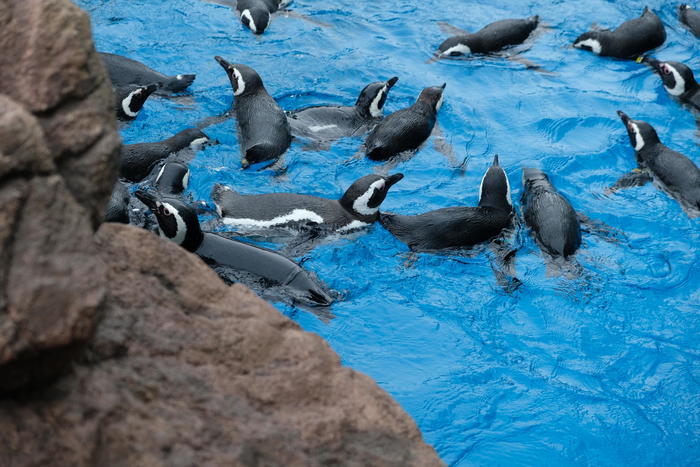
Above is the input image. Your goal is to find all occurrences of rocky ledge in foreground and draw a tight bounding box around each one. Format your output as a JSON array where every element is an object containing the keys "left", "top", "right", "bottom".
[{"left": 0, "top": 0, "right": 441, "bottom": 465}]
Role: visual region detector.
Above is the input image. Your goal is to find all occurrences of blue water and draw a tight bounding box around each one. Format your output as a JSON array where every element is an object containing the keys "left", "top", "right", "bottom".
[{"left": 78, "top": 0, "right": 700, "bottom": 464}]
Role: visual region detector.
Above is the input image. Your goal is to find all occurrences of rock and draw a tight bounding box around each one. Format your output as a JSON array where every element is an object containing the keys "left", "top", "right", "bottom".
[{"left": 0, "top": 225, "right": 441, "bottom": 466}]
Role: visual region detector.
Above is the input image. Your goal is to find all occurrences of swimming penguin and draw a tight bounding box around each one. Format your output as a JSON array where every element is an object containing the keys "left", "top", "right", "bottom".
[
  {"left": 573, "top": 7, "right": 666, "bottom": 59},
  {"left": 365, "top": 84, "right": 445, "bottom": 161},
  {"left": 521, "top": 168, "right": 581, "bottom": 258},
  {"left": 642, "top": 57, "right": 700, "bottom": 110},
  {"left": 235, "top": 0, "right": 288, "bottom": 34},
  {"left": 287, "top": 77, "right": 399, "bottom": 141},
  {"left": 135, "top": 190, "right": 334, "bottom": 307},
  {"left": 120, "top": 128, "right": 210, "bottom": 182},
  {"left": 380, "top": 155, "right": 513, "bottom": 250},
  {"left": 211, "top": 173, "right": 404, "bottom": 234},
  {"left": 215, "top": 56, "right": 291, "bottom": 168},
  {"left": 437, "top": 16, "right": 540, "bottom": 58},
  {"left": 614, "top": 111, "right": 700, "bottom": 217},
  {"left": 680, "top": 4, "right": 700, "bottom": 37},
  {"left": 114, "top": 83, "right": 159, "bottom": 121},
  {"left": 105, "top": 181, "right": 131, "bottom": 224},
  {"left": 100, "top": 52, "right": 196, "bottom": 94}
]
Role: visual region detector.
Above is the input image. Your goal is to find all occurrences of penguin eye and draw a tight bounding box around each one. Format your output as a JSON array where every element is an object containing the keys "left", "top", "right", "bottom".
[
  {"left": 662, "top": 65, "right": 672, "bottom": 75},
  {"left": 450, "top": 51, "right": 462, "bottom": 57},
  {"left": 161, "top": 207, "right": 171, "bottom": 216}
]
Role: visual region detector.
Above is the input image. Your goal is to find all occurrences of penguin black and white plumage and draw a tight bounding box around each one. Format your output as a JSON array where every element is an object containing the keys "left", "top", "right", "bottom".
[
  {"left": 643, "top": 57, "right": 700, "bottom": 110},
  {"left": 380, "top": 155, "right": 513, "bottom": 250},
  {"left": 120, "top": 128, "right": 210, "bottom": 182},
  {"left": 135, "top": 190, "right": 334, "bottom": 307},
  {"left": 114, "top": 83, "right": 159, "bottom": 121},
  {"left": 211, "top": 173, "right": 404, "bottom": 233},
  {"left": 521, "top": 168, "right": 581, "bottom": 258},
  {"left": 152, "top": 161, "right": 191, "bottom": 196},
  {"left": 105, "top": 181, "right": 131, "bottom": 224},
  {"left": 614, "top": 111, "right": 700, "bottom": 217},
  {"left": 573, "top": 7, "right": 666, "bottom": 59},
  {"left": 215, "top": 56, "right": 291, "bottom": 168},
  {"left": 364, "top": 84, "right": 445, "bottom": 161},
  {"left": 100, "top": 52, "right": 196, "bottom": 94},
  {"left": 236, "top": 0, "right": 289, "bottom": 34},
  {"left": 680, "top": 4, "right": 700, "bottom": 37},
  {"left": 437, "top": 16, "right": 540, "bottom": 58},
  {"left": 287, "top": 77, "right": 399, "bottom": 141}
]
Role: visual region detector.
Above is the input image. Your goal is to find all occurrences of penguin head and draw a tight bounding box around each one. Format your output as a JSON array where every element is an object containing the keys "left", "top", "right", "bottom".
[
  {"left": 239, "top": 7, "right": 270, "bottom": 34},
  {"left": 438, "top": 36, "right": 474, "bottom": 58},
  {"left": 356, "top": 76, "right": 399, "bottom": 119},
  {"left": 154, "top": 161, "right": 190, "bottom": 195},
  {"left": 573, "top": 32, "right": 604, "bottom": 55},
  {"left": 214, "top": 57, "right": 263, "bottom": 97},
  {"left": 416, "top": 83, "right": 446, "bottom": 114},
  {"left": 179, "top": 128, "right": 212, "bottom": 150},
  {"left": 478, "top": 154, "right": 512, "bottom": 211},
  {"left": 116, "top": 83, "right": 159, "bottom": 119},
  {"left": 339, "top": 173, "right": 404, "bottom": 219},
  {"left": 617, "top": 110, "right": 660, "bottom": 152},
  {"left": 135, "top": 190, "right": 203, "bottom": 252},
  {"left": 643, "top": 58, "right": 697, "bottom": 96}
]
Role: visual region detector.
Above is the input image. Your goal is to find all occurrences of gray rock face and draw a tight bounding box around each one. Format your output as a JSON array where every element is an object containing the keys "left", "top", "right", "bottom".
[{"left": 0, "top": 0, "right": 441, "bottom": 465}]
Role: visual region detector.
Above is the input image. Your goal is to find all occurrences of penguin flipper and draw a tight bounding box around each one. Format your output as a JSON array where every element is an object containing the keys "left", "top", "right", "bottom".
[
  {"left": 507, "top": 55, "right": 556, "bottom": 76},
  {"left": 438, "top": 21, "right": 470, "bottom": 36},
  {"left": 431, "top": 123, "right": 462, "bottom": 172},
  {"left": 577, "top": 212, "right": 628, "bottom": 245},
  {"left": 280, "top": 10, "right": 331, "bottom": 28},
  {"left": 607, "top": 170, "right": 653, "bottom": 192}
]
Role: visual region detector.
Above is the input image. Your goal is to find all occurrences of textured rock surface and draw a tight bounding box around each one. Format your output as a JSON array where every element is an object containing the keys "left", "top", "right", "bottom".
[
  {"left": 0, "top": 0, "right": 441, "bottom": 464},
  {"left": 0, "top": 225, "right": 439, "bottom": 466}
]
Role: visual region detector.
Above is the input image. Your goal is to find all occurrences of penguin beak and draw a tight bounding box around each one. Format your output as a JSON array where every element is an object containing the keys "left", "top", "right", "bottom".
[
  {"left": 492, "top": 154, "right": 500, "bottom": 166},
  {"left": 440, "top": 82, "right": 447, "bottom": 90},
  {"left": 642, "top": 56, "right": 662, "bottom": 72},
  {"left": 135, "top": 189, "right": 159, "bottom": 210},
  {"left": 386, "top": 76, "right": 399, "bottom": 89},
  {"left": 214, "top": 55, "right": 234, "bottom": 72},
  {"left": 385, "top": 173, "right": 404, "bottom": 187},
  {"left": 617, "top": 110, "right": 631, "bottom": 125}
]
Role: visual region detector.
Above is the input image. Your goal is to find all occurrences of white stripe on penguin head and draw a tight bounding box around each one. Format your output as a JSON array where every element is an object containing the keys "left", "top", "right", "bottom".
[
  {"left": 369, "top": 86, "right": 387, "bottom": 118},
  {"left": 441, "top": 43, "right": 472, "bottom": 57},
  {"left": 662, "top": 64, "right": 687, "bottom": 96},
  {"left": 159, "top": 202, "right": 187, "bottom": 245},
  {"left": 630, "top": 123, "right": 645, "bottom": 151},
  {"left": 353, "top": 179, "right": 386, "bottom": 215},
  {"left": 241, "top": 9, "right": 257, "bottom": 33},
  {"left": 574, "top": 38, "right": 602, "bottom": 54},
  {"left": 232, "top": 67, "right": 246, "bottom": 96},
  {"left": 121, "top": 88, "right": 143, "bottom": 117}
]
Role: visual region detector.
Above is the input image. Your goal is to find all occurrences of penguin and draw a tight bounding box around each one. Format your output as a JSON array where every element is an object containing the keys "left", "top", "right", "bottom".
[
  {"left": 642, "top": 57, "right": 700, "bottom": 110},
  {"left": 287, "top": 77, "right": 399, "bottom": 141},
  {"left": 614, "top": 111, "right": 700, "bottom": 217},
  {"left": 679, "top": 4, "right": 700, "bottom": 37},
  {"left": 521, "top": 168, "right": 581, "bottom": 258},
  {"left": 215, "top": 56, "right": 291, "bottom": 168},
  {"left": 105, "top": 181, "right": 131, "bottom": 224},
  {"left": 114, "top": 83, "right": 159, "bottom": 121},
  {"left": 134, "top": 190, "right": 334, "bottom": 307},
  {"left": 573, "top": 7, "right": 666, "bottom": 59},
  {"left": 365, "top": 84, "right": 446, "bottom": 161},
  {"left": 100, "top": 52, "right": 196, "bottom": 94},
  {"left": 235, "top": 0, "right": 289, "bottom": 34},
  {"left": 152, "top": 161, "right": 191, "bottom": 195},
  {"left": 120, "top": 128, "right": 210, "bottom": 182},
  {"left": 437, "top": 16, "right": 540, "bottom": 57},
  {"left": 211, "top": 173, "right": 404, "bottom": 233},
  {"left": 380, "top": 155, "right": 513, "bottom": 250}
]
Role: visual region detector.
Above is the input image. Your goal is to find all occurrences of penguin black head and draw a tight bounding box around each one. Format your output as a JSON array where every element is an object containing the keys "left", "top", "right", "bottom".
[
  {"left": 239, "top": 7, "right": 270, "bottom": 34},
  {"left": 680, "top": 4, "right": 693, "bottom": 20},
  {"left": 116, "top": 83, "right": 159, "bottom": 120},
  {"left": 214, "top": 56, "right": 264, "bottom": 97},
  {"left": 154, "top": 161, "right": 190, "bottom": 195},
  {"left": 416, "top": 83, "right": 446, "bottom": 115},
  {"left": 339, "top": 173, "right": 404, "bottom": 219},
  {"left": 438, "top": 36, "right": 475, "bottom": 57},
  {"left": 617, "top": 110, "right": 661, "bottom": 152},
  {"left": 355, "top": 76, "right": 399, "bottom": 119},
  {"left": 521, "top": 166, "right": 550, "bottom": 188},
  {"left": 175, "top": 128, "right": 212, "bottom": 150},
  {"left": 478, "top": 154, "right": 512, "bottom": 211},
  {"left": 643, "top": 57, "right": 698, "bottom": 96},
  {"left": 135, "top": 190, "right": 203, "bottom": 252},
  {"left": 573, "top": 31, "right": 605, "bottom": 55}
]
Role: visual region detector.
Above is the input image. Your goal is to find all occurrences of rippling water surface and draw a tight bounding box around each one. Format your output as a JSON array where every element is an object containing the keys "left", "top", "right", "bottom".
[{"left": 78, "top": 0, "right": 700, "bottom": 463}]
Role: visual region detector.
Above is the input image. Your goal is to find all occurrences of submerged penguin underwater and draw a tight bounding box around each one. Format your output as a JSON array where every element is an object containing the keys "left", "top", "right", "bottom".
[{"left": 82, "top": 0, "right": 700, "bottom": 464}]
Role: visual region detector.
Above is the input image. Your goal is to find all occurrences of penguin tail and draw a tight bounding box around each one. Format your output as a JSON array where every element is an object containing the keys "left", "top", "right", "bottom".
[
  {"left": 244, "top": 144, "right": 277, "bottom": 166},
  {"left": 366, "top": 146, "right": 388, "bottom": 161},
  {"left": 165, "top": 74, "right": 196, "bottom": 93}
]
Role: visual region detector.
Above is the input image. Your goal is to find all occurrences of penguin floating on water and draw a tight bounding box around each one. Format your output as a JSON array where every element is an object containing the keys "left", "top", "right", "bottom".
[
  {"left": 215, "top": 56, "right": 291, "bottom": 169},
  {"left": 612, "top": 111, "right": 700, "bottom": 218},
  {"left": 113, "top": 83, "right": 159, "bottom": 122},
  {"left": 287, "top": 77, "right": 399, "bottom": 143},
  {"left": 436, "top": 16, "right": 540, "bottom": 58},
  {"left": 135, "top": 190, "right": 334, "bottom": 307},
  {"left": 100, "top": 52, "right": 195, "bottom": 95},
  {"left": 573, "top": 7, "right": 666, "bottom": 59},
  {"left": 679, "top": 4, "right": 700, "bottom": 37},
  {"left": 642, "top": 57, "right": 700, "bottom": 112}
]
